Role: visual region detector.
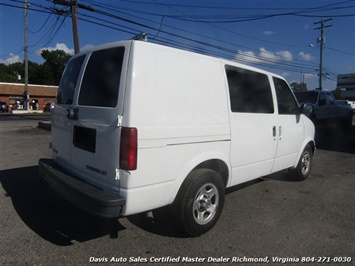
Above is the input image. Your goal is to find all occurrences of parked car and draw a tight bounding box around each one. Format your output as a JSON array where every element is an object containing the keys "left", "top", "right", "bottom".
[
  {"left": 39, "top": 40, "right": 315, "bottom": 236},
  {"left": 0, "top": 101, "right": 8, "bottom": 112},
  {"left": 294, "top": 90, "right": 353, "bottom": 130},
  {"left": 44, "top": 102, "right": 55, "bottom": 112},
  {"left": 346, "top": 100, "right": 355, "bottom": 110}
]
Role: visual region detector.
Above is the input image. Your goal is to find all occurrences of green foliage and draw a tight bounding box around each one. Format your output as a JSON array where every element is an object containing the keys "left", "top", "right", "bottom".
[
  {"left": 0, "top": 62, "right": 23, "bottom": 82},
  {"left": 0, "top": 50, "right": 71, "bottom": 85},
  {"left": 290, "top": 81, "right": 308, "bottom": 92}
]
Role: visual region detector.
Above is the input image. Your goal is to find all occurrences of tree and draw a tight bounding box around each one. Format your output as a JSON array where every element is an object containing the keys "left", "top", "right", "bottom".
[
  {"left": 40, "top": 49, "right": 71, "bottom": 85},
  {"left": 290, "top": 81, "right": 308, "bottom": 92},
  {"left": 28, "top": 61, "right": 41, "bottom": 85},
  {"left": 0, "top": 49, "right": 71, "bottom": 85},
  {"left": 0, "top": 62, "right": 23, "bottom": 82}
]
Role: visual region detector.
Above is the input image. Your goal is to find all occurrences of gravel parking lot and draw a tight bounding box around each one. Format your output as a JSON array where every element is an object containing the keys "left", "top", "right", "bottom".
[{"left": 0, "top": 115, "right": 354, "bottom": 265}]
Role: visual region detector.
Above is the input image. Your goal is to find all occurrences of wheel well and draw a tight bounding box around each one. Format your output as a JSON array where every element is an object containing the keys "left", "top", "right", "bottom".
[
  {"left": 194, "top": 159, "right": 229, "bottom": 187},
  {"left": 308, "top": 141, "right": 316, "bottom": 154}
]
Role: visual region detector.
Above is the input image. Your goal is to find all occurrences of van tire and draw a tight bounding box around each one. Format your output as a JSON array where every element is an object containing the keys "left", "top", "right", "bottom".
[
  {"left": 289, "top": 144, "right": 313, "bottom": 181},
  {"left": 171, "top": 169, "right": 225, "bottom": 237}
]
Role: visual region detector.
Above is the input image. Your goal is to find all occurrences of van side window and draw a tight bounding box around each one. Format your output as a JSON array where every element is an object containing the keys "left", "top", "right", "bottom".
[
  {"left": 225, "top": 65, "right": 274, "bottom": 113},
  {"left": 78, "top": 47, "right": 125, "bottom": 107},
  {"left": 57, "top": 55, "right": 85, "bottom": 105},
  {"left": 273, "top": 77, "right": 299, "bottom": 114}
]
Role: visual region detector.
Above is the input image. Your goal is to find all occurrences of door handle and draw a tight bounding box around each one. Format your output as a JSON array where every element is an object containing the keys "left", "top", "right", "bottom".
[
  {"left": 272, "top": 126, "right": 276, "bottom": 137},
  {"left": 67, "top": 107, "right": 79, "bottom": 120}
]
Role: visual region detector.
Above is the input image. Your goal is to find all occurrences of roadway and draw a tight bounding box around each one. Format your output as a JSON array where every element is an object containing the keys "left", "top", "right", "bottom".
[{"left": 0, "top": 115, "right": 354, "bottom": 265}]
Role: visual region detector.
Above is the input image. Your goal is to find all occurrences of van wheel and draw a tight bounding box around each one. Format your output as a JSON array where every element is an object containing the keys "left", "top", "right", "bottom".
[
  {"left": 289, "top": 144, "right": 313, "bottom": 181},
  {"left": 171, "top": 169, "right": 225, "bottom": 237}
]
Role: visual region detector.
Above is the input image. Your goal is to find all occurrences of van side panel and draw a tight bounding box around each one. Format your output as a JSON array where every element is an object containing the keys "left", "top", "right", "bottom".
[
  {"left": 120, "top": 141, "right": 230, "bottom": 215},
  {"left": 119, "top": 42, "right": 231, "bottom": 215}
]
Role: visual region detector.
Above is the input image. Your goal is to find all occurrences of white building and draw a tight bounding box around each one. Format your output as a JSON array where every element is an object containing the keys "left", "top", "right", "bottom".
[{"left": 338, "top": 73, "right": 355, "bottom": 100}]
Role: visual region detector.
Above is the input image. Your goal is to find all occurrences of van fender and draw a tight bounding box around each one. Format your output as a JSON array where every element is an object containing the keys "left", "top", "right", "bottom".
[
  {"left": 170, "top": 147, "right": 231, "bottom": 203},
  {"left": 291, "top": 137, "right": 316, "bottom": 169}
]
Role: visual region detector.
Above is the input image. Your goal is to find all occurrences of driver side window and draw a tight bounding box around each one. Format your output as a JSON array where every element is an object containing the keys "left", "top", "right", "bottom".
[
  {"left": 319, "top": 93, "right": 327, "bottom": 106},
  {"left": 273, "top": 77, "right": 299, "bottom": 115}
]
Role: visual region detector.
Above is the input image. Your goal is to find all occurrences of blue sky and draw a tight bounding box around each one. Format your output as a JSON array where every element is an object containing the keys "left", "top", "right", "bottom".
[{"left": 1, "top": 0, "right": 354, "bottom": 90}]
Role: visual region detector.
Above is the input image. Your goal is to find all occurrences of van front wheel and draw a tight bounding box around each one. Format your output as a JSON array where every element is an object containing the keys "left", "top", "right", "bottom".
[
  {"left": 290, "top": 144, "right": 313, "bottom": 181},
  {"left": 171, "top": 169, "right": 225, "bottom": 237}
]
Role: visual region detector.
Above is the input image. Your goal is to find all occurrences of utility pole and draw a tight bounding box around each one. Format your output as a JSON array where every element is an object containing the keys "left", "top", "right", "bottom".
[
  {"left": 314, "top": 18, "right": 332, "bottom": 90},
  {"left": 71, "top": 0, "right": 80, "bottom": 54},
  {"left": 24, "top": 0, "right": 29, "bottom": 110},
  {"left": 53, "top": 0, "right": 94, "bottom": 54}
]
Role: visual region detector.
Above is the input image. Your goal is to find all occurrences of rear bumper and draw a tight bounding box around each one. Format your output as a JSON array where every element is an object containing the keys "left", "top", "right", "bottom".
[{"left": 39, "top": 158, "right": 125, "bottom": 218}]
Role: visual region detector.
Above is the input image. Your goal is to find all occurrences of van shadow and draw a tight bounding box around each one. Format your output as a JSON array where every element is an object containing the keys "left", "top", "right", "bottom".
[
  {"left": 0, "top": 166, "right": 126, "bottom": 246},
  {"left": 127, "top": 208, "right": 183, "bottom": 238}
]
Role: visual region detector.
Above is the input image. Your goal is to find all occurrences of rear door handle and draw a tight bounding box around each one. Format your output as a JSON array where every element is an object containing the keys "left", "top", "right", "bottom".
[
  {"left": 67, "top": 107, "right": 79, "bottom": 120},
  {"left": 272, "top": 126, "right": 276, "bottom": 137}
]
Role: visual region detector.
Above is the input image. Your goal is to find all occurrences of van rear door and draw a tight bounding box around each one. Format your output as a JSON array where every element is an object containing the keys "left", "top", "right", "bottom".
[{"left": 52, "top": 43, "right": 130, "bottom": 193}]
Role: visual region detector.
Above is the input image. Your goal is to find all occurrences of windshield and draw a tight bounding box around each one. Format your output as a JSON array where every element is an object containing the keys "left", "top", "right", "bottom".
[{"left": 294, "top": 91, "right": 318, "bottom": 104}]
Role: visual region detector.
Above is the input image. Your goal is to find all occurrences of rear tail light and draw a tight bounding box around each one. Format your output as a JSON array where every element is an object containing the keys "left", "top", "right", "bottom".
[{"left": 119, "top": 127, "right": 138, "bottom": 170}]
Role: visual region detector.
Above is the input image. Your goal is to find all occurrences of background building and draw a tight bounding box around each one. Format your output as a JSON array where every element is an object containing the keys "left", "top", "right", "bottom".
[
  {"left": 0, "top": 82, "right": 57, "bottom": 111},
  {"left": 337, "top": 73, "right": 355, "bottom": 101}
]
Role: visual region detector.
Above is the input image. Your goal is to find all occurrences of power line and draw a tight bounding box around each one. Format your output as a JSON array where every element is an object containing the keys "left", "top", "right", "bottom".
[
  {"left": 72, "top": 2, "right": 336, "bottom": 75},
  {"left": 0, "top": 0, "right": 342, "bottom": 82}
]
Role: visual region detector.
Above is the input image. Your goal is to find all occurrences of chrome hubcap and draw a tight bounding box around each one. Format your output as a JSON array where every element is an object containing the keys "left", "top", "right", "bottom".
[
  {"left": 193, "top": 183, "right": 219, "bottom": 225},
  {"left": 301, "top": 151, "right": 311, "bottom": 175}
]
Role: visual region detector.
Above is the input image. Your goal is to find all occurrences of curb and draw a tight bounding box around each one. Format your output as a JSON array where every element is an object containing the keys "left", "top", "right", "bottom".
[{"left": 38, "top": 121, "right": 51, "bottom": 131}]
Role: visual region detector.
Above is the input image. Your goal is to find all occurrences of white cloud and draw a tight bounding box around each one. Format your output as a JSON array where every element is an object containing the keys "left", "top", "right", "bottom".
[
  {"left": 235, "top": 50, "right": 261, "bottom": 64},
  {"left": 275, "top": 49, "right": 293, "bottom": 61},
  {"left": 36, "top": 43, "right": 74, "bottom": 56},
  {"left": 0, "top": 53, "right": 21, "bottom": 65},
  {"left": 236, "top": 47, "right": 293, "bottom": 64},
  {"left": 81, "top": 44, "right": 95, "bottom": 52},
  {"left": 262, "top": 31, "right": 276, "bottom": 35},
  {"left": 304, "top": 73, "right": 317, "bottom": 79},
  {"left": 299, "top": 52, "right": 313, "bottom": 61}
]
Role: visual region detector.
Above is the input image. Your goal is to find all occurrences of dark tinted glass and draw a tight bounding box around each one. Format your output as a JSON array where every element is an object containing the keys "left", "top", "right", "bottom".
[
  {"left": 273, "top": 77, "right": 299, "bottom": 114},
  {"left": 225, "top": 65, "right": 274, "bottom": 113},
  {"left": 57, "top": 55, "right": 85, "bottom": 105},
  {"left": 78, "top": 47, "right": 125, "bottom": 107}
]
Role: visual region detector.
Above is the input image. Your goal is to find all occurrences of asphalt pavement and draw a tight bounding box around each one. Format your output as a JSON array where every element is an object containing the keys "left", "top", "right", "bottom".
[{"left": 0, "top": 115, "right": 354, "bottom": 265}]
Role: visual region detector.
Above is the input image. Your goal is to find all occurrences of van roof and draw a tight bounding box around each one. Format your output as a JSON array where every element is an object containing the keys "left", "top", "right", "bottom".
[{"left": 73, "top": 40, "right": 285, "bottom": 81}]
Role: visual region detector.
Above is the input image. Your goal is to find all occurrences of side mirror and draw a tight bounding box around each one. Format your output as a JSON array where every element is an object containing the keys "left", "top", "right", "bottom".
[
  {"left": 302, "top": 103, "right": 314, "bottom": 117},
  {"left": 294, "top": 105, "right": 303, "bottom": 115}
]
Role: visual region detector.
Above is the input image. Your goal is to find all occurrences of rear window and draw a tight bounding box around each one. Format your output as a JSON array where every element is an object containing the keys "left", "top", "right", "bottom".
[
  {"left": 78, "top": 47, "right": 125, "bottom": 107},
  {"left": 57, "top": 55, "right": 85, "bottom": 105}
]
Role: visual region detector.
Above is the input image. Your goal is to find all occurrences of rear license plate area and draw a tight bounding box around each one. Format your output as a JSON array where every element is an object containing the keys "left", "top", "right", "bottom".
[{"left": 73, "top": 126, "right": 96, "bottom": 153}]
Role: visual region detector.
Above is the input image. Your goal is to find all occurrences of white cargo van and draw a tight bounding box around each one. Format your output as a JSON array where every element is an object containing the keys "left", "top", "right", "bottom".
[{"left": 39, "top": 40, "right": 315, "bottom": 236}]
